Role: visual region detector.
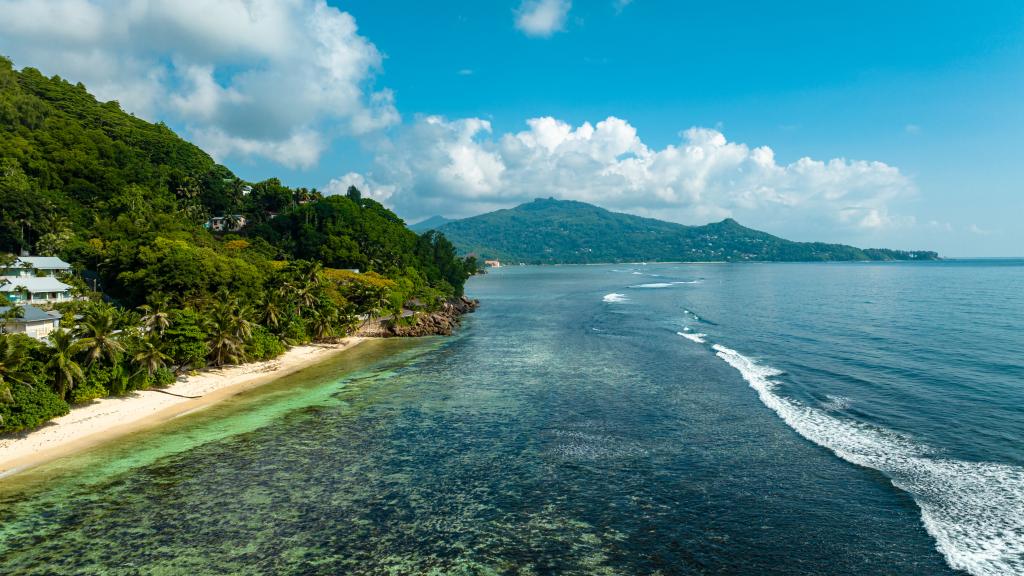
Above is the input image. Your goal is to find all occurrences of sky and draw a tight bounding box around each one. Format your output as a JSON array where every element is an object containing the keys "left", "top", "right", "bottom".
[{"left": 0, "top": 1, "right": 1022, "bottom": 256}]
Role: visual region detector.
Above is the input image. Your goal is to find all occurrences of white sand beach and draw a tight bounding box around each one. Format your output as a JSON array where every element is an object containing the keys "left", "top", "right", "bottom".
[{"left": 0, "top": 338, "right": 369, "bottom": 478}]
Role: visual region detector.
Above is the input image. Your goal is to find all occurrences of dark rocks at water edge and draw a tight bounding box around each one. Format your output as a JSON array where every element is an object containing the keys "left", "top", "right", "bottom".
[{"left": 358, "top": 297, "right": 479, "bottom": 337}]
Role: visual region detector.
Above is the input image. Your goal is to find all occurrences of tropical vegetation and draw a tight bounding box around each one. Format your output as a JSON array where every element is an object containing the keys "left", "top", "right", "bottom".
[{"left": 0, "top": 56, "right": 477, "bottom": 433}]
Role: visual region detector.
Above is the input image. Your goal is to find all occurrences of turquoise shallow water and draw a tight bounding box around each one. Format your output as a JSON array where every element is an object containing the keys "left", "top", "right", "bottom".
[{"left": 1, "top": 261, "right": 1022, "bottom": 575}]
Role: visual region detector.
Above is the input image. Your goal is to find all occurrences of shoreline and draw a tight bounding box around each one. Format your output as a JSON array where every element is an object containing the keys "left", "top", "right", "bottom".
[{"left": 0, "top": 337, "right": 370, "bottom": 479}]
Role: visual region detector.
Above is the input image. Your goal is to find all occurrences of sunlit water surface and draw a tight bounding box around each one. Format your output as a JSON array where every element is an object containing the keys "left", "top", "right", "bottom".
[{"left": 1, "top": 261, "right": 1022, "bottom": 575}]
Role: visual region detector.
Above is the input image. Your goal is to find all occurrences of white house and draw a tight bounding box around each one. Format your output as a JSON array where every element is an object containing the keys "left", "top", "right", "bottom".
[
  {"left": 0, "top": 305, "right": 61, "bottom": 341},
  {"left": 205, "top": 215, "right": 248, "bottom": 232},
  {"left": 2, "top": 256, "right": 74, "bottom": 304},
  {"left": 2, "top": 256, "right": 72, "bottom": 277}
]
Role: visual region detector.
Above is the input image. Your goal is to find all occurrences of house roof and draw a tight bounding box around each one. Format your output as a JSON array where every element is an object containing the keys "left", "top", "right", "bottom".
[
  {"left": 13, "top": 256, "right": 71, "bottom": 271},
  {"left": 0, "top": 305, "right": 61, "bottom": 322},
  {"left": 0, "top": 276, "right": 72, "bottom": 293}
]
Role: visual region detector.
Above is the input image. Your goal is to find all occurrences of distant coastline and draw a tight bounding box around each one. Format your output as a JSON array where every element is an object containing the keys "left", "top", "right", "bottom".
[{"left": 420, "top": 198, "right": 940, "bottom": 265}]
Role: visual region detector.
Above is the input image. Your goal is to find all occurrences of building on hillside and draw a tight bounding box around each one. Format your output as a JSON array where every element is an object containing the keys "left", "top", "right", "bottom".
[
  {"left": 0, "top": 305, "right": 61, "bottom": 341},
  {"left": 484, "top": 260, "right": 501, "bottom": 268},
  {"left": 205, "top": 215, "right": 248, "bottom": 232},
  {"left": 1, "top": 255, "right": 74, "bottom": 304},
  {"left": 2, "top": 256, "right": 72, "bottom": 277},
  {"left": 1, "top": 276, "right": 74, "bottom": 304}
]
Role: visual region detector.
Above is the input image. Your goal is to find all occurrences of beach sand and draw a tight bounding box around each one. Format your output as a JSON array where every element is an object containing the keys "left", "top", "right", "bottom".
[{"left": 0, "top": 337, "right": 369, "bottom": 478}]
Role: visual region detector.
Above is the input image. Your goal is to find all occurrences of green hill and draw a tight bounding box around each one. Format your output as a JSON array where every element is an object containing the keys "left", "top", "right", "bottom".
[
  {"left": 0, "top": 55, "right": 475, "bottom": 302},
  {"left": 433, "top": 198, "right": 938, "bottom": 263},
  {"left": 0, "top": 55, "right": 477, "bottom": 433},
  {"left": 408, "top": 215, "right": 454, "bottom": 233}
]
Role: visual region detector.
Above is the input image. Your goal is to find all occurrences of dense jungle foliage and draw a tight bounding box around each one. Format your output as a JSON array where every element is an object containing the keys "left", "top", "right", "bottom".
[{"left": 0, "top": 56, "right": 476, "bottom": 433}]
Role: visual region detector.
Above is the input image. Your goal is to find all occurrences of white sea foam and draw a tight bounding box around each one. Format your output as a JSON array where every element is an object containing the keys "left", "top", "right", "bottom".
[
  {"left": 630, "top": 281, "right": 700, "bottom": 289},
  {"left": 603, "top": 293, "right": 628, "bottom": 303},
  {"left": 631, "top": 271, "right": 644, "bottom": 275},
  {"left": 711, "top": 343, "right": 1024, "bottom": 576},
  {"left": 677, "top": 331, "right": 707, "bottom": 344},
  {"left": 821, "top": 394, "right": 852, "bottom": 411}
]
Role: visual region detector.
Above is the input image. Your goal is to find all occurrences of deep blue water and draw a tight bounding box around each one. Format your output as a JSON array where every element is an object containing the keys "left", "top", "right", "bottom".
[{"left": 0, "top": 260, "right": 1021, "bottom": 575}]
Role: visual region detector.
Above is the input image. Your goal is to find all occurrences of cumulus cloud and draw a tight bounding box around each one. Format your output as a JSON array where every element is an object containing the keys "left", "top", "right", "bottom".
[
  {"left": 323, "top": 172, "right": 395, "bottom": 203},
  {"left": 351, "top": 115, "right": 916, "bottom": 240},
  {"left": 0, "top": 0, "right": 397, "bottom": 168},
  {"left": 515, "top": 0, "right": 572, "bottom": 37}
]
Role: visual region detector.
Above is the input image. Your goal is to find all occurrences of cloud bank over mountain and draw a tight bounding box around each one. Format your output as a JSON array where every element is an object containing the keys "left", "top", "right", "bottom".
[
  {"left": 352, "top": 115, "right": 916, "bottom": 239},
  {"left": 0, "top": 0, "right": 919, "bottom": 243}
]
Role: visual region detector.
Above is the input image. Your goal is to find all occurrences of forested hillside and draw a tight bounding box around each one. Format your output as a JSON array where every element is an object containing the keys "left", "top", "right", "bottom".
[
  {"left": 0, "top": 56, "right": 475, "bottom": 433},
  {"left": 432, "top": 198, "right": 939, "bottom": 263}
]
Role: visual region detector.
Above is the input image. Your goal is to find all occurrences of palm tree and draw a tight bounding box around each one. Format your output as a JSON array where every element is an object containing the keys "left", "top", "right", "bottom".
[
  {"left": 0, "top": 303, "right": 24, "bottom": 334},
  {"left": 274, "top": 262, "right": 323, "bottom": 318},
  {"left": 308, "top": 307, "right": 337, "bottom": 341},
  {"left": 262, "top": 298, "right": 283, "bottom": 330},
  {"left": 287, "top": 282, "right": 319, "bottom": 318},
  {"left": 138, "top": 298, "right": 171, "bottom": 335},
  {"left": 207, "top": 324, "right": 243, "bottom": 367},
  {"left": 206, "top": 303, "right": 247, "bottom": 367},
  {"left": 133, "top": 336, "right": 171, "bottom": 376},
  {"left": 233, "top": 304, "right": 255, "bottom": 341},
  {"left": 75, "top": 304, "right": 125, "bottom": 365},
  {"left": 46, "top": 329, "right": 85, "bottom": 400},
  {"left": 0, "top": 335, "right": 33, "bottom": 426}
]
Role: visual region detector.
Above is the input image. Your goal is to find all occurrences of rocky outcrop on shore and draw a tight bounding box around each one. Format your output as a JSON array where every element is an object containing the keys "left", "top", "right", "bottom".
[{"left": 356, "top": 296, "right": 479, "bottom": 337}]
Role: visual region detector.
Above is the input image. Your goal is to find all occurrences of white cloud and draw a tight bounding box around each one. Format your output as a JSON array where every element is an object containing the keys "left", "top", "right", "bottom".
[
  {"left": 352, "top": 115, "right": 917, "bottom": 240},
  {"left": 192, "top": 127, "right": 326, "bottom": 171},
  {"left": 323, "top": 172, "right": 395, "bottom": 203},
  {"left": 0, "top": 0, "right": 397, "bottom": 168},
  {"left": 515, "top": 0, "right": 572, "bottom": 37}
]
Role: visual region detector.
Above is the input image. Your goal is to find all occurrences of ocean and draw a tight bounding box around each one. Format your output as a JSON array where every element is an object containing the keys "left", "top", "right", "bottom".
[{"left": 1, "top": 261, "right": 1021, "bottom": 575}]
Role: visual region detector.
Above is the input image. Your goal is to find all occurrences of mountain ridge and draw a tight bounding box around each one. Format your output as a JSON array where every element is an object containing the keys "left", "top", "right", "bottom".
[
  {"left": 408, "top": 215, "right": 454, "bottom": 233},
  {"left": 420, "top": 198, "right": 938, "bottom": 263}
]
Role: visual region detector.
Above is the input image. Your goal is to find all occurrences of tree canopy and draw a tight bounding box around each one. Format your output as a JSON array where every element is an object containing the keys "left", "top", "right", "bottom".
[{"left": 0, "top": 55, "right": 478, "bottom": 434}]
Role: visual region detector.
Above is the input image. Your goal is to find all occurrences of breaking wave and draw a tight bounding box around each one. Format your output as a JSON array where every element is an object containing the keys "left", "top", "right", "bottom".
[
  {"left": 711, "top": 343, "right": 1024, "bottom": 576},
  {"left": 677, "top": 331, "right": 707, "bottom": 344},
  {"left": 631, "top": 281, "right": 701, "bottom": 289},
  {"left": 603, "top": 293, "right": 628, "bottom": 303}
]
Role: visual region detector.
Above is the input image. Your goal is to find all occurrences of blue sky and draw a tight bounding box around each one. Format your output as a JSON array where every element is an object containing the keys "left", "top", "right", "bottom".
[{"left": 0, "top": 0, "right": 1021, "bottom": 255}]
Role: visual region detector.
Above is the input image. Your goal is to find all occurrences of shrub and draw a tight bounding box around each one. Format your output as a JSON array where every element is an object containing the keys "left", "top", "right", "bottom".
[
  {"left": 0, "top": 383, "right": 70, "bottom": 434},
  {"left": 73, "top": 365, "right": 113, "bottom": 404},
  {"left": 282, "top": 318, "right": 308, "bottom": 345},
  {"left": 152, "top": 367, "right": 176, "bottom": 387},
  {"left": 246, "top": 325, "right": 286, "bottom": 361}
]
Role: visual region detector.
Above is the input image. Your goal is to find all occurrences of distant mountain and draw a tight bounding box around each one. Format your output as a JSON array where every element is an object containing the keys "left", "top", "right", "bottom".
[
  {"left": 432, "top": 198, "right": 939, "bottom": 264},
  {"left": 408, "top": 215, "right": 454, "bottom": 233}
]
